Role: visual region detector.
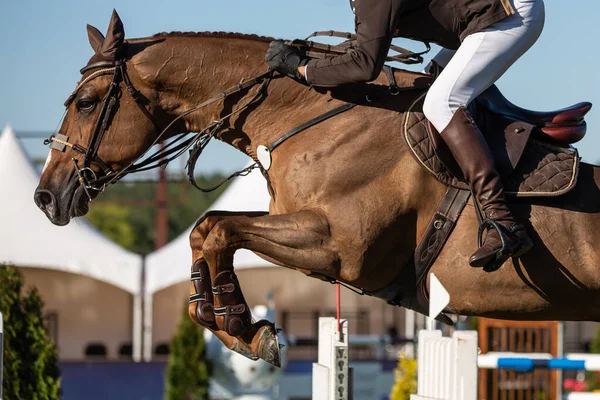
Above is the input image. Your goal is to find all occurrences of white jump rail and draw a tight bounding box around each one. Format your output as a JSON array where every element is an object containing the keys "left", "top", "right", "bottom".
[{"left": 564, "top": 394, "right": 600, "bottom": 400}]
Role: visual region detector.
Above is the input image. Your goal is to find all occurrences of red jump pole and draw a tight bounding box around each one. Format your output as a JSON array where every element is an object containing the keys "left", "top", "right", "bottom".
[{"left": 336, "top": 281, "right": 341, "bottom": 333}]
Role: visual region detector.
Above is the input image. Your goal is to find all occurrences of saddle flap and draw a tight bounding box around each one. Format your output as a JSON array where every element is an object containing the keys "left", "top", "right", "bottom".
[
  {"left": 485, "top": 121, "right": 534, "bottom": 176},
  {"left": 424, "top": 117, "right": 534, "bottom": 183}
]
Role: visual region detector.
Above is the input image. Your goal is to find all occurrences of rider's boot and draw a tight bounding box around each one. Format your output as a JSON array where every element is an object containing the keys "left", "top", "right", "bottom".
[{"left": 440, "top": 107, "right": 534, "bottom": 270}]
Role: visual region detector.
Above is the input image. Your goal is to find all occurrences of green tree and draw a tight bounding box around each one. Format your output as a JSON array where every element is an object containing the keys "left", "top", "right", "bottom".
[
  {"left": 86, "top": 204, "right": 137, "bottom": 249},
  {"left": 583, "top": 326, "right": 600, "bottom": 391},
  {"left": 165, "top": 304, "right": 211, "bottom": 400},
  {"left": 0, "top": 265, "right": 61, "bottom": 400},
  {"left": 389, "top": 354, "right": 417, "bottom": 400},
  {"left": 590, "top": 327, "right": 600, "bottom": 354},
  {"left": 468, "top": 316, "right": 479, "bottom": 331}
]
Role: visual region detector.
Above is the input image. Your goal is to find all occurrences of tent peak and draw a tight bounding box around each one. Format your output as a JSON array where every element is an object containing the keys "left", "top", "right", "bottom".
[{"left": 1, "top": 124, "right": 15, "bottom": 137}]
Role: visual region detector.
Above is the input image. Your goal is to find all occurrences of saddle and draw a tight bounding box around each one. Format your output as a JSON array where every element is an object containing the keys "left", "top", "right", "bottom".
[
  {"left": 368, "top": 76, "right": 592, "bottom": 325},
  {"left": 404, "top": 92, "right": 583, "bottom": 197}
]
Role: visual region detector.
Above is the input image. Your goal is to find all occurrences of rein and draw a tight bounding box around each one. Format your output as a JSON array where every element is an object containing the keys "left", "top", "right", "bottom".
[
  {"left": 45, "top": 34, "right": 429, "bottom": 200},
  {"left": 294, "top": 31, "right": 431, "bottom": 65},
  {"left": 46, "top": 59, "right": 275, "bottom": 200}
]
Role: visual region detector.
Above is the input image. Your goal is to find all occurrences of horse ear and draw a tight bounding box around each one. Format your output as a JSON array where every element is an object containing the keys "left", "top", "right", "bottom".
[
  {"left": 100, "top": 9, "right": 125, "bottom": 60},
  {"left": 87, "top": 24, "right": 105, "bottom": 53}
]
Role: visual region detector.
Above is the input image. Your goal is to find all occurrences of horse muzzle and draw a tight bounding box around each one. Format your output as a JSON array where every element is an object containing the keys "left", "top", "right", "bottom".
[
  {"left": 34, "top": 177, "right": 91, "bottom": 226},
  {"left": 34, "top": 188, "right": 67, "bottom": 226}
]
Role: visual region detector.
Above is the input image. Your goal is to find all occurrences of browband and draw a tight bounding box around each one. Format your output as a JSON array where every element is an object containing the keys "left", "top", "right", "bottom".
[{"left": 80, "top": 60, "right": 121, "bottom": 75}]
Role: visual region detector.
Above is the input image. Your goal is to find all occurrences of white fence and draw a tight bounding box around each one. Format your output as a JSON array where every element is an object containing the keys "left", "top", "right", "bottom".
[
  {"left": 412, "top": 328, "right": 600, "bottom": 400},
  {"left": 411, "top": 329, "right": 478, "bottom": 400}
]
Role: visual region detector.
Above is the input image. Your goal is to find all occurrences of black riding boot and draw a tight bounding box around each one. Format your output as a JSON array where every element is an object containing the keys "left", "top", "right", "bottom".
[{"left": 441, "top": 107, "right": 534, "bottom": 270}]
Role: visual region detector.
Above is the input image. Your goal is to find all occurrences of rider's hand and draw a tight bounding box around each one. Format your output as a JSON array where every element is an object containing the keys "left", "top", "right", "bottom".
[{"left": 266, "top": 41, "right": 308, "bottom": 82}]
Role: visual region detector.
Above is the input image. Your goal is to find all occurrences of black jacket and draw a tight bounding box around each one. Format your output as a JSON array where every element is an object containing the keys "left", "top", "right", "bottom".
[{"left": 306, "top": 0, "right": 515, "bottom": 86}]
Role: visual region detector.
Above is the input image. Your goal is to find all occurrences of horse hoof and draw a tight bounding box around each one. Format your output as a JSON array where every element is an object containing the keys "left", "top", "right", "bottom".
[{"left": 255, "top": 323, "right": 281, "bottom": 368}]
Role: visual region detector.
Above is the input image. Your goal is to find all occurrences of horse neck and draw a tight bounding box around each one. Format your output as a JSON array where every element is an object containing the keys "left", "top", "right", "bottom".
[{"left": 129, "top": 34, "right": 328, "bottom": 159}]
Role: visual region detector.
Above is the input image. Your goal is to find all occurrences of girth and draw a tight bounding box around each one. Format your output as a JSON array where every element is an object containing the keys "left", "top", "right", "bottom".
[{"left": 365, "top": 187, "right": 471, "bottom": 325}]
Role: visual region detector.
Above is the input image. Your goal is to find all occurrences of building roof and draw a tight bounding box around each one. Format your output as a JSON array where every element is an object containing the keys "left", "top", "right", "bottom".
[
  {"left": 0, "top": 125, "right": 142, "bottom": 294},
  {"left": 145, "top": 164, "right": 275, "bottom": 294}
]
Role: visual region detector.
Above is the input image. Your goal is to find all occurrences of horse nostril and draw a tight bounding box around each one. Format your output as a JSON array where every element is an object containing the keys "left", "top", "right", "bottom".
[{"left": 34, "top": 189, "right": 56, "bottom": 211}]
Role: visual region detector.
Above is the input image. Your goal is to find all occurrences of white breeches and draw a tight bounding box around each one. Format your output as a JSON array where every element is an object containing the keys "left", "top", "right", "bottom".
[{"left": 423, "top": 0, "right": 546, "bottom": 132}]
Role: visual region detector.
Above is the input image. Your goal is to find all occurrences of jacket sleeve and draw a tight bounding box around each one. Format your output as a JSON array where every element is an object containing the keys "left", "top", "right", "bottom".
[{"left": 306, "top": 0, "right": 398, "bottom": 87}]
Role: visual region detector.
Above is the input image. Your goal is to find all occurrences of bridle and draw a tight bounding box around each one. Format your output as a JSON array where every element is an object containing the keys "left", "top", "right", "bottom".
[{"left": 45, "top": 58, "right": 275, "bottom": 201}]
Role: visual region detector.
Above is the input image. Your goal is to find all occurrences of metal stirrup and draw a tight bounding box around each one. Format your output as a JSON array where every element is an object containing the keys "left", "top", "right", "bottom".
[{"left": 477, "top": 218, "right": 509, "bottom": 250}]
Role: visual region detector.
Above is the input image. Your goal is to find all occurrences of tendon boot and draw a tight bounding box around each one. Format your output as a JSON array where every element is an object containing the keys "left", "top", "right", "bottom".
[{"left": 440, "top": 107, "right": 534, "bottom": 271}]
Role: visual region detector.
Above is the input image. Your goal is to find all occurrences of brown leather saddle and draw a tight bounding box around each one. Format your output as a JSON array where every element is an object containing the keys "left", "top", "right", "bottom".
[{"left": 367, "top": 82, "right": 592, "bottom": 325}]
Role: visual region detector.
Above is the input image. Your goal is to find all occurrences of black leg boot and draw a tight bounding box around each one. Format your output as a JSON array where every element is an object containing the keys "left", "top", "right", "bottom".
[{"left": 440, "top": 107, "right": 534, "bottom": 271}]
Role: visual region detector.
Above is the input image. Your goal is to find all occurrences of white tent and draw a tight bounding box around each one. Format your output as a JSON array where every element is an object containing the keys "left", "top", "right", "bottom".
[
  {"left": 0, "top": 125, "right": 143, "bottom": 360},
  {"left": 143, "top": 164, "right": 275, "bottom": 360}
]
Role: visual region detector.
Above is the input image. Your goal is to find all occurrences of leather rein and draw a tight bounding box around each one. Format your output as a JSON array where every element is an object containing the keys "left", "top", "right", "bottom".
[
  {"left": 45, "top": 34, "right": 430, "bottom": 201},
  {"left": 45, "top": 59, "right": 275, "bottom": 200},
  {"left": 295, "top": 30, "right": 431, "bottom": 65}
]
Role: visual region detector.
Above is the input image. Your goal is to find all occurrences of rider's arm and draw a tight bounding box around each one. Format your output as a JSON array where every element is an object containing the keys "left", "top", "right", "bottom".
[{"left": 300, "top": 0, "right": 398, "bottom": 87}]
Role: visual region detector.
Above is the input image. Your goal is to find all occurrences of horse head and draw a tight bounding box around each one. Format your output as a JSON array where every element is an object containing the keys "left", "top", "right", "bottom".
[{"left": 35, "top": 10, "right": 163, "bottom": 225}]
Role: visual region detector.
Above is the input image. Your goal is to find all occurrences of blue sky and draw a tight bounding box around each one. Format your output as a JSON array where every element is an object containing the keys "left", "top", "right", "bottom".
[{"left": 1, "top": 1, "right": 598, "bottom": 173}]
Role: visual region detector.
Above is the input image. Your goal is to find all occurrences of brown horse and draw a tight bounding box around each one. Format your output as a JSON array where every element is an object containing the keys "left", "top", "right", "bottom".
[{"left": 35, "top": 11, "right": 599, "bottom": 367}]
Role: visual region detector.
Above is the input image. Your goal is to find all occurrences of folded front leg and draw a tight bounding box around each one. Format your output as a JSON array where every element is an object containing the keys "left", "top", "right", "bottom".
[
  {"left": 195, "top": 209, "right": 340, "bottom": 366},
  {"left": 188, "top": 211, "right": 267, "bottom": 331}
]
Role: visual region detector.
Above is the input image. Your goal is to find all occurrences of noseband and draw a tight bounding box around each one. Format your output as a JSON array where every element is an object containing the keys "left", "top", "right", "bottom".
[{"left": 45, "top": 59, "right": 274, "bottom": 200}]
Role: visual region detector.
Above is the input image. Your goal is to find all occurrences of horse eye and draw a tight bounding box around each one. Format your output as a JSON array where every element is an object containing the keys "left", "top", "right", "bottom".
[{"left": 76, "top": 98, "right": 96, "bottom": 112}]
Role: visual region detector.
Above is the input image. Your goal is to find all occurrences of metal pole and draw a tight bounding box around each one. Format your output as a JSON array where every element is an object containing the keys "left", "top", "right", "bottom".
[
  {"left": 143, "top": 293, "right": 153, "bottom": 362},
  {"left": 132, "top": 294, "right": 142, "bottom": 362},
  {"left": 154, "top": 143, "right": 169, "bottom": 250},
  {"left": 557, "top": 322, "right": 564, "bottom": 400},
  {"left": 0, "top": 311, "right": 4, "bottom": 400}
]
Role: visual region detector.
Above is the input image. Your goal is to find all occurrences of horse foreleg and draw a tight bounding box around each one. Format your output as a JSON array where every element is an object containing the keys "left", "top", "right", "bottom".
[
  {"left": 187, "top": 211, "right": 269, "bottom": 355},
  {"left": 198, "top": 209, "right": 338, "bottom": 366}
]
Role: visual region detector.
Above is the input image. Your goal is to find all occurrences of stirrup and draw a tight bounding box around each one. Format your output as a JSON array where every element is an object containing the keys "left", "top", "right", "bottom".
[{"left": 477, "top": 219, "right": 525, "bottom": 272}]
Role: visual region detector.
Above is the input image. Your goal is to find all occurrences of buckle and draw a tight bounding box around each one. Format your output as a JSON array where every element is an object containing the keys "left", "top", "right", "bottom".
[{"left": 212, "top": 283, "right": 235, "bottom": 295}]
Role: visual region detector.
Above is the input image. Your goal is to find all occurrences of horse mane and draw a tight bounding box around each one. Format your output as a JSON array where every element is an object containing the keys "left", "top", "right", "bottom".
[{"left": 151, "top": 31, "right": 277, "bottom": 43}]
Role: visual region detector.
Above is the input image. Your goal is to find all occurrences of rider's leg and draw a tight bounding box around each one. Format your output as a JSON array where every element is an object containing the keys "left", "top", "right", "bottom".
[
  {"left": 442, "top": 107, "right": 534, "bottom": 269},
  {"left": 427, "top": 51, "right": 531, "bottom": 116},
  {"left": 423, "top": 0, "right": 545, "bottom": 269},
  {"left": 424, "top": 0, "right": 545, "bottom": 130}
]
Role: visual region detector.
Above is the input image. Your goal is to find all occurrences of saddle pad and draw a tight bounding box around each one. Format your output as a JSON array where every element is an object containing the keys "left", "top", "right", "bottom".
[{"left": 403, "top": 94, "right": 580, "bottom": 197}]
